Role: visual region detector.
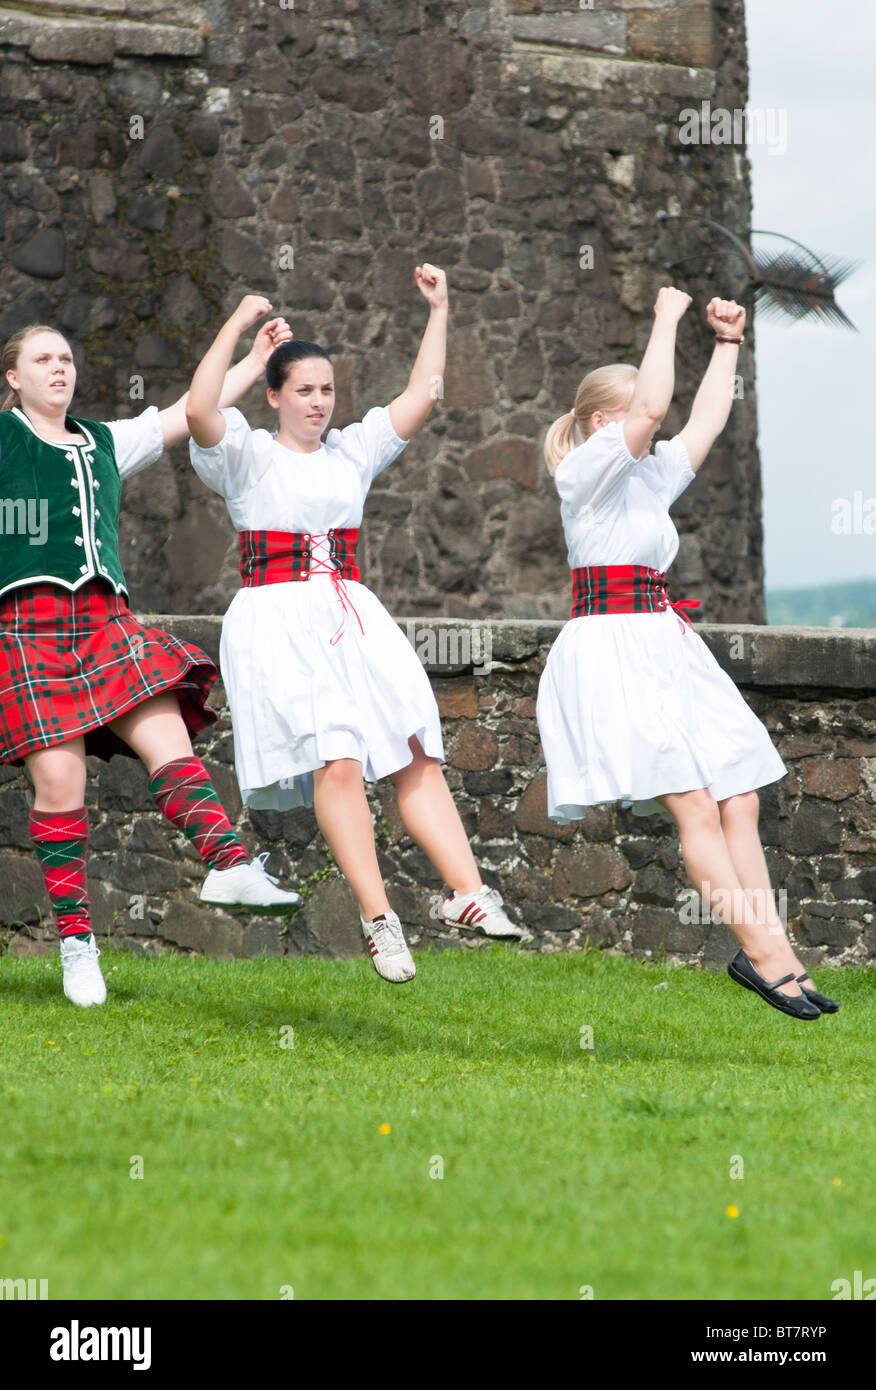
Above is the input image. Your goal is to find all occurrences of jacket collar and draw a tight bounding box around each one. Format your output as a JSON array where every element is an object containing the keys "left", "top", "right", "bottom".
[{"left": 11, "top": 406, "right": 96, "bottom": 452}]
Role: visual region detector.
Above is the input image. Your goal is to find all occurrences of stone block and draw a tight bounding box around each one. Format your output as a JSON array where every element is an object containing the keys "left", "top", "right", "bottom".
[
  {"left": 160, "top": 900, "right": 245, "bottom": 957},
  {"left": 0, "top": 852, "right": 49, "bottom": 926},
  {"left": 449, "top": 723, "right": 498, "bottom": 772},
  {"left": 800, "top": 759, "right": 860, "bottom": 802},
  {"left": 787, "top": 800, "right": 844, "bottom": 856},
  {"left": 516, "top": 773, "right": 575, "bottom": 840},
  {"left": 553, "top": 844, "right": 632, "bottom": 898},
  {"left": 303, "top": 876, "right": 366, "bottom": 959}
]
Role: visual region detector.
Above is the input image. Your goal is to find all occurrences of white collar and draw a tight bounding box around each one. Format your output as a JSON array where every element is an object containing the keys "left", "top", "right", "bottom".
[{"left": 12, "top": 405, "right": 96, "bottom": 452}]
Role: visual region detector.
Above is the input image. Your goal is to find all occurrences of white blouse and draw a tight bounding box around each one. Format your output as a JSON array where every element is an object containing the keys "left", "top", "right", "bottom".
[
  {"left": 188, "top": 405, "right": 409, "bottom": 532},
  {"left": 553, "top": 420, "right": 695, "bottom": 574}
]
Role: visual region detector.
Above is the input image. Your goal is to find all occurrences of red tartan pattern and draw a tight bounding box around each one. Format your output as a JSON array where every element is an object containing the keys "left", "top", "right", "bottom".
[
  {"left": 571, "top": 565, "right": 701, "bottom": 631},
  {"left": 148, "top": 756, "right": 249, "bottom": 871},
  {"left": 238, "top": 528, "right": 361, "bottom": 586},
  {"left": 29, "top": 806, "right": 91, "bottom": 937},
  {"left": 0, "top": 580, "right": 219, "bottom": 766},
  {"left": 238, "top": 528, "right": 365, "bottom": 645}
]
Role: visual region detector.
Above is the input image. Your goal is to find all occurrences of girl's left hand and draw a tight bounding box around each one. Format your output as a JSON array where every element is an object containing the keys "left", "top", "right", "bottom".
[
  {"left": 706, "top": 297, "right": 745, "bottom": 338},
  {"left": 414, "top": 263, "right": 448, "bottom": 309},
  {"left": 250, "top": 317, "right": 293, "bottom": 368}
]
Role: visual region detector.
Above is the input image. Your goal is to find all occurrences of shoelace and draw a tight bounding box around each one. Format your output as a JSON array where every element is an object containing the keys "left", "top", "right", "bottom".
[
  {"left": 61, "top": 936, "right": 100, "bottom": 968},
  {"left": 250, "top": 851, "right": 280, "bottom": 886},
  {"left": 369, "top": 914, "right": 405, "bottom": 956},
  {"left": 476, "top": 886, "right": 504, "bottom": 912}
]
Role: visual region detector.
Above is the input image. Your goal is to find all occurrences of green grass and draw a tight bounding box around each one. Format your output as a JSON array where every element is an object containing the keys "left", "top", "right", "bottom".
[{"left": 1, "top": 945, "right": 874, "bottom": 1300}]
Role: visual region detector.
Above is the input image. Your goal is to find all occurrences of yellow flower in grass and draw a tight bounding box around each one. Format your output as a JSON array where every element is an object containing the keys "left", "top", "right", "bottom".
[
  {"left": 379, "top": 1123, "right": 391, "bottom": 1135},
  {"left": 726, "top": 1205, "right": 739, "bottom": 1219}
]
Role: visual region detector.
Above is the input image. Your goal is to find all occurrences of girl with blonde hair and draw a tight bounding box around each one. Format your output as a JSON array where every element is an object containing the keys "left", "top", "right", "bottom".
[{"left": 536, "top": 287, "right": 837, "bottom": 1021}]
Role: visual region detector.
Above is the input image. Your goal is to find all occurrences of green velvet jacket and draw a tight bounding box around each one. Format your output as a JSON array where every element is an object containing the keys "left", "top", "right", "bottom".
[{"left": 0, "top": 406, "right": 128, "bottom": 600}]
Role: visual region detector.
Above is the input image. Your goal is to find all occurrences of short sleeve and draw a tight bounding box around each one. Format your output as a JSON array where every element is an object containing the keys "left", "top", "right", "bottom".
[
  {"left": 553, "top": 420, "right": 638, "bottom": 515},
  {"left": 326, "top": 406, "right": 409, "bottom": 488},
  {"left": 105, "top": 406, "right": 165, "bottom": 481},
  {"left": 188, "top": 407, "right": 273, "bottom": 500},
  {"left": 633, "top": 434, "right": 695, "bottom": 507}
]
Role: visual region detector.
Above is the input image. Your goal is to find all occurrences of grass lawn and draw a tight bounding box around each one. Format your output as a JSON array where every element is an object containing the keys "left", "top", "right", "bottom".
[{"left": 1, "top": 944, "right": 874, "bottom": 1301}]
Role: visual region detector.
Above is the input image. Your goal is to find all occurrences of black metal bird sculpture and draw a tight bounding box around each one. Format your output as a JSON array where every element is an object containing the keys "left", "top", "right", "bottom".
[{"left": 656, "top": 211, "right": 859, "bottom": 330}]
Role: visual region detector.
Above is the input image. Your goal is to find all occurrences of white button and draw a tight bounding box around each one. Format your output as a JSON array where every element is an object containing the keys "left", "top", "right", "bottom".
[
  {"left": 72, "top": 507, "right": 80, "bottom": 517},
  {"left": 75, "top": 536, "right": 83, "bottom": 545},
  {"left": 93, "top": 481, "right": 100, "bottom": 490},
  {"left": 79, "top": 565, "right": 88, "bottom": 574},
  {"left": 95, "top": 510, "right": 100, "bottom": 518},
  {"left": 65, "top": 452, "right": 75, "bottom": 461},
  {"left": 70, "top": 478, "right": 77, "bottom": 487},
  {"left": 96, "top": 540, "right": 102, "bottom": 548}
]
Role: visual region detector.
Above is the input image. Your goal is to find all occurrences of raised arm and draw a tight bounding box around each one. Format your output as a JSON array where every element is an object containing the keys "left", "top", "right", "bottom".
[
  {"left": 176, "top": 296, "right": 289, "bottom": 449},
  {"left": 388, "top": 264, "right": 448, "bottom": 442},
  {"left": 157, "top": 303, "right": 291, "bottom": 449},
  {"left": 678, "top": 299, "right": 745, "bottom": 472},
  {"left": 622, "top": 286, "right": 691, "bottom": 461}
]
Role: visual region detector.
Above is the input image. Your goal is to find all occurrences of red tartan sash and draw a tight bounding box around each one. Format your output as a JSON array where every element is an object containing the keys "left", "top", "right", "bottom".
[
  {"left": 237, "top": 528, "right": 363, "bottom": 645},
  {"left": 571, "top": 564, "right": 701, "bottom": 634},
  {"left": 238, "top": 528, "right": 360, "bottom": 586}
]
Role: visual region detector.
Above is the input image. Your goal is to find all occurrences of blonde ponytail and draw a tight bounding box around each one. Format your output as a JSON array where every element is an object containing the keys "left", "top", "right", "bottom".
[
  {"left": 544, "top": 363, "right": 638, "bottom": 475},
  {"left": 543, "top": 410, "right": 583, "bottom": 474}
]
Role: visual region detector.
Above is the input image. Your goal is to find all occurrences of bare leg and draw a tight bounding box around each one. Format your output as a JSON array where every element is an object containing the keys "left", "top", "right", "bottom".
[
  {"left": 312, "top": 758, "right": 390, "bottom": 921},
  {"left": 656, "top": 787, "right": 803, "bottom": 997},
  {"left": 390, "top": 736, "right": 482, "bottom": 896},
  {"left": 25, "top": 739, "right": 87, "bottom": 811},
  {"left": 106, "top": 692, "right": 193, "bottom": 773},
  {"left": 718, "top": 790, "right": 809, "bottom": 979}
]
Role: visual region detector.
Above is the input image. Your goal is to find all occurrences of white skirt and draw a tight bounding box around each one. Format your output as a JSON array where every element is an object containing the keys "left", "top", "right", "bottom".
[
  {"left": 219, "top": 576, "right": 445, "bottom": 809},
  {"left": 536, "top": 609, "right": 787, "bottom": 822}
]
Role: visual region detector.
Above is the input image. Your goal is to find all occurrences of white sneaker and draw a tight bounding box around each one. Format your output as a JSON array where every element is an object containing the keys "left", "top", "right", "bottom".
[
  {"left": 442, "top": 885, "right": 532, "bottom": 940},
  {"left": 60, "top": 933, "right": 107, "bottom": 1007},
  {"left": 199, "top": 852, "right": 302, "bottom": 913},
  {"left": 360, "top": 910, "right": 416, "bottom": 983}
]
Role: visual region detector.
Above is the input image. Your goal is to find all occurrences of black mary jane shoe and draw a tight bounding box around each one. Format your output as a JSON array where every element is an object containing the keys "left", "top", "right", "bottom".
[
  {"left": 797, "top": 972, "right": 840, "bottom": 1013},
  {"left": 727, "top": 949, "right": 821, "bottom": 1020}
]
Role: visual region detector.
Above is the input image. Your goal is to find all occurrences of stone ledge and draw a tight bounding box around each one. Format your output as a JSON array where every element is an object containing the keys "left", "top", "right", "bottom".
[
  {"left": 133, "top": 615, "right": 876, "bottom": 692},
  {"left": 0, "top": 7, "right": 205, "bottom": 63},
  {"left": 506, "top": 49, "right": 716, "bottom": 98},
  {"left": 512, "top": 13, "right": 627, "bottom": 54}
]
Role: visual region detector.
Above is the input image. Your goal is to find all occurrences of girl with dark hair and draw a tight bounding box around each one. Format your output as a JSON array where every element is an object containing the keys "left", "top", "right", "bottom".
[
  {"left": 186, "top": 278, "right": 525, "bottom": 984},
  {"left": 0, "top": 316, "right": 302, "bottom": 1007}
]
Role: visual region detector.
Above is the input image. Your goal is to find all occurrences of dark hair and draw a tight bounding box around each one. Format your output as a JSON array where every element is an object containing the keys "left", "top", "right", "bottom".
[{"left": 266, "top": 340, "right": 332, "bottom": 392}]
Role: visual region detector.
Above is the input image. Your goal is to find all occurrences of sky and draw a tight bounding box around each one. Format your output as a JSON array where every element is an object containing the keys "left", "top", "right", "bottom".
[{"left": 746, "top": 0, "right": 876, "bottom": 591}]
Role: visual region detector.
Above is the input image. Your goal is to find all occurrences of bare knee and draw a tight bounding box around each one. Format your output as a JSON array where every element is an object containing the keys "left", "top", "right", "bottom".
[
  {"left": 26, "top": 757, "right": 85, "bottom": 811},
  {"left": 718, "top": 790, "right": 760, "bottom": 827},
  {"left": 314, "top": 758, "right": 364, "bottom": 791},
  {"left": 660, "top": 788, "right": 722, "bottom": 835},
  {"left": 391, "top": 741, "right": 439, "bottom": 788}
]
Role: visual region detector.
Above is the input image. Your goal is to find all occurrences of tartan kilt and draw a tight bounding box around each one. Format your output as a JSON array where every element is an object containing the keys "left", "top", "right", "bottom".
[{"left": 0, "top": 580, "right": 219, "bottom": 766}]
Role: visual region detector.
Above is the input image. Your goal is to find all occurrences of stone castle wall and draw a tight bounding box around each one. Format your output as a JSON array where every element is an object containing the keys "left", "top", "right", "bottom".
[
  {"left": 2, "top": 619, "right": 874, "bottom": 971},
  {"left": 1, "top": 0, "right": 766, "bottom": 623}
]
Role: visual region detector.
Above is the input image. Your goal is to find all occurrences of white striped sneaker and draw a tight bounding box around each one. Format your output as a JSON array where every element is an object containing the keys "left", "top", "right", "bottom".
[
  {"left": 60, "top": 933, "right": 107, "bottom": 1007},
  {"left": 199, "top": 852, "right": 302, "bottom": 913},
  {"left": 442, "top": 885, "right": 531, "bottom": 940},
  {"left": 360, "top": 910, "right": 416, "bottom": 983}
]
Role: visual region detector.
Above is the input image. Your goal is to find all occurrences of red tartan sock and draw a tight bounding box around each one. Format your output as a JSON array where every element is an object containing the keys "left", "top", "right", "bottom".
[
  {"left": 29, "top": 806, "right": 92, "bottom": 938},
  {"left": 147, "top": 756, "right": 249, "bottom": 871}
]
